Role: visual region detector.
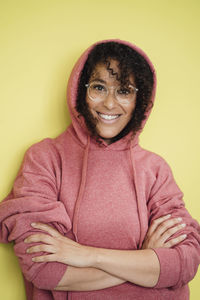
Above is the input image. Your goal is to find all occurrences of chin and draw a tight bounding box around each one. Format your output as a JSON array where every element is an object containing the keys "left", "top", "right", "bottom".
[
  {"left": 98, "top": 132, "right": 118, "bottom": 140},
  {"left": 97, "top": 126, "right": 121, "bottom": 139},
  {"left": 98, "top": 133, "right": 120, "bottom": 144}
]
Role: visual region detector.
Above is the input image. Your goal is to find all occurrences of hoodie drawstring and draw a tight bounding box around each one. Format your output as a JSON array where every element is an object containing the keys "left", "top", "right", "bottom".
[
  {"left": 72, "top": 136, "right": 90, "bottom": 242},
  {"left": 129, "top": 139, "right": 145, "bottom": 248}
]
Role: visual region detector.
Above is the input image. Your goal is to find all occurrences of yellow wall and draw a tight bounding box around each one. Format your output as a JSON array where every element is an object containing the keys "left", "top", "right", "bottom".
[{"left": 0, "top": 0, "right": 199, "bottom": 298}]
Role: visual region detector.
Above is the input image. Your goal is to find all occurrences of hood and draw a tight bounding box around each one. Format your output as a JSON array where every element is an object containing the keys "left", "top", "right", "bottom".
[{"left": 66, "top": 39, "right": 157, "bottom": 150}]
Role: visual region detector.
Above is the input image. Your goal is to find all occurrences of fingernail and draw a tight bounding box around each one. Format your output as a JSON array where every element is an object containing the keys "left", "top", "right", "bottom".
[
  {"left": 181, "top": 223, "right": 186, "bottom": 227},
  {"left": 177, "top": 217, "right": 182, "bottom": 221},
  {"left": 165, "top": 214, "right": 171, "bottom": 218},
  {"left": 31, "top": 223, "right": 37, "bottom": 227},
  {"left": 182, "top": 234, "right": 187, "bottom": 238}
]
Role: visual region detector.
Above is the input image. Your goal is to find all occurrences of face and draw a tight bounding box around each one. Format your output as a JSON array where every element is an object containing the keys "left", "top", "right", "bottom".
[{"left": 86, "top": 60, "right": 137, "bottom": 144}]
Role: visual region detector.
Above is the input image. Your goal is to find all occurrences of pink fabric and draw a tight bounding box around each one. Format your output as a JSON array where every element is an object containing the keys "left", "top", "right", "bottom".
[{"left": 0, "top": 39, "right": 200, "bottom": 300}]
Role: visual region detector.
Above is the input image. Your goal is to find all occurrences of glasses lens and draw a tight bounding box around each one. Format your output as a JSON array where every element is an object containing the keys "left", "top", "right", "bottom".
[
  {"left": 116, "top": 86, "right": 136, "bottom": 103},
  {"left": 88, "top": 82, "right": 107, "bottom": 102}
]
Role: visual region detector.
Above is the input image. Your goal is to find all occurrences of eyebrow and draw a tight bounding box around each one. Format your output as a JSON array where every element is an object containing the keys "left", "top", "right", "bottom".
[
  {"left": 89, "top": 78, "right": 106, "bottom": 84},
  {"left": 89, "top": 78, "right": 136, "bottom": 88}
]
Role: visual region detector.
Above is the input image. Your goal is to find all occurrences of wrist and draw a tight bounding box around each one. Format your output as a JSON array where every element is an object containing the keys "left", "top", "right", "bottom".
[
  {"left": 84, "top": 245, "right": 100, "bottom": 268},
  {"left": 92, "top": 247, "right": 107, "bottom": 269}
]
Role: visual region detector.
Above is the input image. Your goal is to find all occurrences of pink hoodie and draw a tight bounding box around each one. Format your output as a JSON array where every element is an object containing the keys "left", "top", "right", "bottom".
[{"left": 0, "top": 39, "right": 199, "bottom": 300}]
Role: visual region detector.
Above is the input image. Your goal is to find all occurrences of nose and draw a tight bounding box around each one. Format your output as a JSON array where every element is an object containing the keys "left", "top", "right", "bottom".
[{"left": 103, "top": 90, "right": 117, "bottom": 110}]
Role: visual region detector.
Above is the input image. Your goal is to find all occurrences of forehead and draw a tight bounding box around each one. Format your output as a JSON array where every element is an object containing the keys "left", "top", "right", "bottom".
[{"left": 90, "top": 60, "right": 135, "bottom": 85}]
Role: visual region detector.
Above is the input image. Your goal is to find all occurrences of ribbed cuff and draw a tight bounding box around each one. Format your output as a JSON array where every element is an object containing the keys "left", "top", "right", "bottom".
[
  {"left": 152, "top": 248, "right": 181, "bottom": 289},
  {"left": 32, "top": 262, "right": 68, "bottom": 290}
]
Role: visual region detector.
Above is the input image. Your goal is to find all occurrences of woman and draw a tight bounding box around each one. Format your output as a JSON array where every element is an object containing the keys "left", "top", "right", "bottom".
[{"left": 0, "top": 40, "right": 199, "bottom": 300}]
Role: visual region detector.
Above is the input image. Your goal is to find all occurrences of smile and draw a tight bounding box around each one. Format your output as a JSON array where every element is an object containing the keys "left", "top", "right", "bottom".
[{"left": 97, "top": 112, "right": 121, "bottom": 121}]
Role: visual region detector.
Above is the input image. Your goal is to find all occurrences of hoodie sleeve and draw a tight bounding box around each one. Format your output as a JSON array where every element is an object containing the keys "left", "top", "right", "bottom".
[
  {"left": 0, "top": 139, "right": 72, "bottom": 290},
  {"left": 147, "top": 158, "right": 200, "bottom": 289}
]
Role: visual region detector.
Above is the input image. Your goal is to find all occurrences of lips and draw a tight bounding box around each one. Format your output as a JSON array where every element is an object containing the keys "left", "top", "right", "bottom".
[
  {"left": 98, "top": 112, "right": 120, "bottom": 120},
  {"left": 96, "top": 112, "right": 121, "bottom": 124}
]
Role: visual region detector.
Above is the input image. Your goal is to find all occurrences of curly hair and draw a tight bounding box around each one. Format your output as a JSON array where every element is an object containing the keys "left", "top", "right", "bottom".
[{"left": 76, "top": 41, "right": 154, "bottom": 143}]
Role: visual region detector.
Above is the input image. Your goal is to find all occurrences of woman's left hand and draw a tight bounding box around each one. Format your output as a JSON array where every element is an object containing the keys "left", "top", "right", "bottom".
[{"left": 24, "top": 223, "right": 95, "bottom": 267}]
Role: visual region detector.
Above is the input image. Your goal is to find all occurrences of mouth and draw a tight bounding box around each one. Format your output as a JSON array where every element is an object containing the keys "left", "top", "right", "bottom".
[{"left": 97, "top": 112, "right": 121, "bottom": 123}]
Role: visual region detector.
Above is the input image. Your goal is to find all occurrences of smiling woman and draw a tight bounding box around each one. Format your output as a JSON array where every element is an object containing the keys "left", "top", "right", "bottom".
[
  {"left": 76, "top": 41, "right": 154, "bottom": 143},
  {"left": 85, "top": 60, "right": 137, "bottom": 144},
  {"left": 0, "top": 39, "right": 199, "bottom": 300}
]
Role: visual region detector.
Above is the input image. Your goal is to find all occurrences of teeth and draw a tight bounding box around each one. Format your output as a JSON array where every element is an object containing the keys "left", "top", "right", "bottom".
[{"left": 99, "top": 113, "right": 119, "bottom": 120}]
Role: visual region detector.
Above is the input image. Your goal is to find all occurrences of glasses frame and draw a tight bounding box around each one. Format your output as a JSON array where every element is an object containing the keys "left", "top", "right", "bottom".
[{"left": 85, "top": 81, "right": 138, "bottom": 104}]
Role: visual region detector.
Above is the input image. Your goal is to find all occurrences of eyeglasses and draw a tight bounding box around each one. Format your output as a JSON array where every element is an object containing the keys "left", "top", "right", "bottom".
[{"left": 85, "top": 81, "right": 138, "bottom": 105}]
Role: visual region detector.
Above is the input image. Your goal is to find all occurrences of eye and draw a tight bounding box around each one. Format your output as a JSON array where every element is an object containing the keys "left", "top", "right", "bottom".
[
  {"left": 91, "top": 83, "right": 106, "bottom": 92},
  {"left": 117, "top": 87, "right": 131, "bottom": 95}
]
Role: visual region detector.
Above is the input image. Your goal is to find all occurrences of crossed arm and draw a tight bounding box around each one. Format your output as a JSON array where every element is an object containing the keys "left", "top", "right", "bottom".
[{"left": 24, "top": 214, "right": 187, "bottom": 291}]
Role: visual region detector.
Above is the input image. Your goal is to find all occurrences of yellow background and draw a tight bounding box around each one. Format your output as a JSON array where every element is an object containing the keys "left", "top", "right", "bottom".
[{"left": 0, "top": 0, "right": 199, "bottom": 299}]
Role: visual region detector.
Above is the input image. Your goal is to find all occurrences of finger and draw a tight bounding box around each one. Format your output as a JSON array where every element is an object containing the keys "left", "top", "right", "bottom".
[
  {"left": 154, "top": 217, "right": 183, "bottom": 237},
  {"left": 24, "top": 234, "right": 54, "bottom": 244},
  {"left": 32, "top": 254, "right": 56, "bottom": 262},
  {"left": 148, "top": 214, "right": 171, "bottom": 236},
  {"left": 160, "top": 223, "right": 186, "bottom": 243},
  {"left": 164, "top": 234, "right": 187, "bottom": 248},
  {"left": 31, "top": 223, "right": 61, "bottom": 238},
  {"left": 27, "top": 244, "right": 56, "bottom": 254}
]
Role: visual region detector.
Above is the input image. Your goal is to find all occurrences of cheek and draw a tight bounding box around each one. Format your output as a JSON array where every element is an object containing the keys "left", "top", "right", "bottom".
[
  {"left": 86, "top": 97, "right": 95, "bottom": 115},
  {"left": 125, "top": 103, "right": 136, "bottom": 120}
]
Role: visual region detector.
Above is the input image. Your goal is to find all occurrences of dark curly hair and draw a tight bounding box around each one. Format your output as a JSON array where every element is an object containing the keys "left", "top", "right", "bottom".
[{"left": 76, "top": 41, "right": 154, "bottom": 143}]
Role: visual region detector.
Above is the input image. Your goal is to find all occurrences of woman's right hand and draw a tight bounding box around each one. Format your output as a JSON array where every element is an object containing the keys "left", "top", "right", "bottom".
[{"left": 142, "top": 214, "right": 187, "bottom": 249}]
